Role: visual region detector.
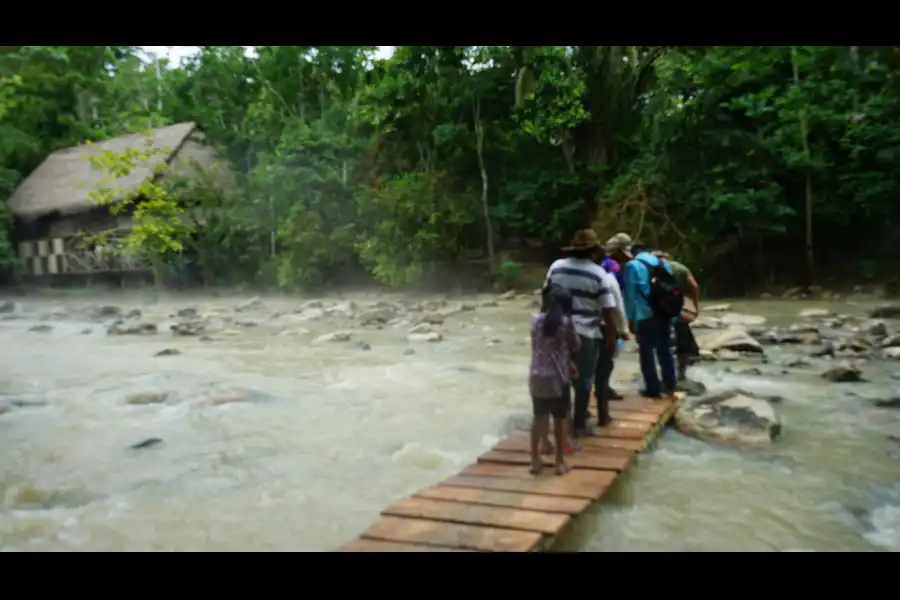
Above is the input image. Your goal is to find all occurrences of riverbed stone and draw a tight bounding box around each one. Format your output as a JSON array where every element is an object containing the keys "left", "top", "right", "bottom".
[
  {"left": 705, "top": 304, "right": 732, "bottom": 312},
  {"left": 89, "top": 305, "right": 123, "bottom": 320},
  {"left": 235, "top": 297, "right": 262, "bottom": 312},
  {"left": 154, "top": 348, "right": 182, "bottom": 357},
  {"left": 861, "top": 319, "right": 889, "bottom": 338},
  {"left": 874, "top": 396, "right": 900, "bottom": 408},
  {"left": 125, "top": 391, "right": 169, "bottom": 405},
  {"left": 697, "top": 328, "right": 764, "bottom": 354},
  {"left": 675, "top": 389, "right": 783, "bottom": 449},
  {"left": 358, "top": 307, "right": 396, "bottom": 326},
  {"left": 314, "top": 331, "right": 352, "bottom": 343},
  {"left": 0, "top": 300, "right": 19, "bottom": 314},
  {"left": 407, "top": 332, "right": 443, "bottom": 343},
  {"left": 28, "top": 324, "right": 53, "bottom": 333},
  {"left": 171, "top": 321, "right": 205, "bottom": 336},
  {"left": 108, "top": 321, "right": 158, "bottom": 336},
  {"left": 883, "top": 347, "right": 900, "bottom": 360},
  {"left": 498, "top": 290, "right": 516, "bottom": 300},
  {"left": 880, "top": 334, "right": 900, "bottom": 348},
  {"left": 869, "top": 304, "right": 900, "bottom": 319},
  {"left": 821, "top": 364, "right": 863, "bottom": 383},
  {"left": 799, "top": 308, "right": 831, "bottom": 319},
  {"left": 676, "top": 379, "right": 707, "bottom": 396},
  {"left": 719, "top": 313, "right": 767, "bottom": 327}
]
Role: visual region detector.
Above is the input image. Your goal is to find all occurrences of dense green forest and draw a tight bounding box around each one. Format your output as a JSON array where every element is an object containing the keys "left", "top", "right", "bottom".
[{"left": 2, "top": 46, "right": 899, "bottom": 293}]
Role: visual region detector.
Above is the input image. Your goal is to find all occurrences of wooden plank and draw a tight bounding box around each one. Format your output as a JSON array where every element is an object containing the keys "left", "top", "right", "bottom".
[
  {"left": 608, "top": 409, "right": 660, "bottom": 424},
  {"left": 603, "top": 418, "right": 654, "bottom": 433},
  {"left": 479, "top": 449, "right": 631, "bottom": 473},
  {"left": 414, "top": 485, "right": 590, "bottom": 515},
  {"left": 575, "top": 436, "right": 645, "bottom": 452},
  {"left": 610, "top": 396, "right": 670, "bottom": 414},
  {"left": 444, "top": 471, "right": 616, "bottom": 501},
  {"left": 334, "top": 539, "right": 475, "bottom": 552},
  {"left": 495, "top": 432, "right": 642, "bottom": 455},
  {"left": 592, "top": 424, "right": 649, "bottom": 440},
  {"left": 361, "top": 516, "right": 543, "bottom": 552},
  {"left": 382, "top": 497, "right": 571, "bottom": 536}
]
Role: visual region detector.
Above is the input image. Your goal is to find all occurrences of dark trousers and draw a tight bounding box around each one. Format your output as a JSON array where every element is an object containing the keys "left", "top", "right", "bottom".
[
  {"left": 594, "top": 342, "right": 614, "bottom": 426},
  {"left": 636, "top": 317, "right": 676, "bottom": 397},
  {"left": 571, "top": 335, "right": 598, "bottom": 431},
  {"left": 673, "top": 319, "right": 699, "bottom": 381}
]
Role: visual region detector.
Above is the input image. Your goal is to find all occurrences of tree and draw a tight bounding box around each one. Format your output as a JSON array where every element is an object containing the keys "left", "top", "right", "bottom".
[{"left": 80, "top": 133, "right": 193, "bottom": 285}]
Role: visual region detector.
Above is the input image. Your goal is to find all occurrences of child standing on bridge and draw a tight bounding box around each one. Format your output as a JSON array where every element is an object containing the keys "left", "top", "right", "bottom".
[{"left": 529, "top": 285, "right": 580, "bottom": 476}]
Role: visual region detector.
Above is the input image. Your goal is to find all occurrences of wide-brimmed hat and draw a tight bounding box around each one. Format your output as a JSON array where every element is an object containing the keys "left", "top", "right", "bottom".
[
  {"left": 562, "top": 229, "right": 601, "bottom": 252},
  {"left": 603, "top": 232, "right": 634, "bottom": 258}
]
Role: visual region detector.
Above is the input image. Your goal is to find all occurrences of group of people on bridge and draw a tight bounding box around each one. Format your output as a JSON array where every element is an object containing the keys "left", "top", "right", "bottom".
[{"left": 527, "top": 229, "right": 702, "bottom": 475}]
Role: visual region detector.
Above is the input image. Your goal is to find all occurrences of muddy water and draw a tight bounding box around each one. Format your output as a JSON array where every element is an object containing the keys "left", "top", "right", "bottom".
[{"left": 1, "top": 292, "right": 898, "bottom": 552}]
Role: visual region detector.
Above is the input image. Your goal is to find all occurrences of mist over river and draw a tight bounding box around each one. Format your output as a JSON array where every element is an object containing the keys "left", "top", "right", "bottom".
[{"left": 1, "top": 289, "right": 898, "bottom": 551}]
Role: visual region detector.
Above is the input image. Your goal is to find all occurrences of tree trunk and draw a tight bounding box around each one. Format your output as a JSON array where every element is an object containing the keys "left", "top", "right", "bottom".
[
  {"left": 473, "top": 96, "right": 495, "bottom": 269},
  {"left": 791, "top": 46, "right": 816, "bottom": 284}
]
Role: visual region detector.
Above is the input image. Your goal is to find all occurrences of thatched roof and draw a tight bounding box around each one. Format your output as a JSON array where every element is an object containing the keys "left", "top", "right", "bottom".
[{"left": 6, "top": 122, "right": 217, "bottom": 222}]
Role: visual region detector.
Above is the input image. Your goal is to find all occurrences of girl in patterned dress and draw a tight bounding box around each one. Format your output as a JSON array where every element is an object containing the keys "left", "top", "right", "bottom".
[{"left": 529, "top": 285, "right": 580, "bottom": 475}]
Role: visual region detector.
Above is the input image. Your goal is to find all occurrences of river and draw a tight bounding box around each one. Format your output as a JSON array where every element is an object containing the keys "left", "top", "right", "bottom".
[{"left": 0, "top": 290, "right": 898, "bottom": 552}]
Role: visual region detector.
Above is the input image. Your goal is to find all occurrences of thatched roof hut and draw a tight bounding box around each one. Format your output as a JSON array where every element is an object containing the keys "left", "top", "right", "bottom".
[{"left": 6, "top": 122, "right": 221, "bottom": 222}]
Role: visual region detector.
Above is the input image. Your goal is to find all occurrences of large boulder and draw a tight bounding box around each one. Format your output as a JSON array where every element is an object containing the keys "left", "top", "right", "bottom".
[
  {"left": 675, "top": 390, "right": 782, "bottom": 449},
  {"left": 696, "top": 328, "right": 764, "bottom": 354}
]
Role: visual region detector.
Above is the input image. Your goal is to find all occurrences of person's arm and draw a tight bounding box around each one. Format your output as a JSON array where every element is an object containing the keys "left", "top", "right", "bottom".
[
  {"left": 597, "top": 273, "right": 618, "bottom": 352},
  {"left": 565, "top": 316, "right": 580, "bottom": 353},
  {"left": 686, "top": 274, "right": 701, "bottom": 316},
  {"left": 607, "top": 274, "right": 628, "bottom": 338},
  {"left": 623, "top": 260, "right": 639, "bottom": 328}
]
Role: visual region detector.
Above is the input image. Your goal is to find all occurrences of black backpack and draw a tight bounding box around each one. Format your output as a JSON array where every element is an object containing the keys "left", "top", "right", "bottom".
[{"left": 637, "top": 258, "right": 684, "bottom": 319}]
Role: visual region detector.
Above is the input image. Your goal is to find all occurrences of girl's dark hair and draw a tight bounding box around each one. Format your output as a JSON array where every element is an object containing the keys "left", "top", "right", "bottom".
[{"left": 542, "top": 284, "right": 573, "bottom": 338}]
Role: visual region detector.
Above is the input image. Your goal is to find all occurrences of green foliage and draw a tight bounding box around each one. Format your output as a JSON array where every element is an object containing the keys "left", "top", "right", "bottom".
[
  {"left": 494, "top": 259, "right": 523, "bottom": 290},
  {"left": 80, "top": 136, "right": 192, "bottom": 258},
  {"left": 3, "top": 45, "right": 900, "bottom": 292},
  {"left": 357, "top": 171, "right": 476, "bottom": 286}
]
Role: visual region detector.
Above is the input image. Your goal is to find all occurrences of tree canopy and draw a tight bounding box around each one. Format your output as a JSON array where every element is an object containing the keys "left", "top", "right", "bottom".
[{"left": 2, "top": 45, "right": 898, "bottom": 292}]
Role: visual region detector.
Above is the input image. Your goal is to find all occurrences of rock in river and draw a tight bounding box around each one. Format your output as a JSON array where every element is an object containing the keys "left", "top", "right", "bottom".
[
  {"left": 675, "top": 389, "right": 783, "bottom": 449},
  {"left": 869, "top": 304, "right": 900, "bottom": 319},
  {"left": 696, "top": 328, "right": 764, "bottom": 354},
  {"left": 108, "top": 321, "right": 158, "bottom": 336},
  {"left": 821, "top": 364, "right": 863, "bottom": 383}
]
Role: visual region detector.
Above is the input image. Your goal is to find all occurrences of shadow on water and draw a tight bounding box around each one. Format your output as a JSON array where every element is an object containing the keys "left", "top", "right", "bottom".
[{"left": 0, "top": 291, "right": 898, "bottom": 551}]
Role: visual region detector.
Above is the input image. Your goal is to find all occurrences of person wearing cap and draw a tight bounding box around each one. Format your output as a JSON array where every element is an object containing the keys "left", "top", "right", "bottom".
[
  {"left": 544, "top": 229, "right": 619, "bottom": 435},
  {"left": 652, "top": 251, "right": 701, "bottom": 382},
  {"left": 601, "top": 233, "right": 636, "bottom": 400},
  {"left": 623, "top": 243, "right": 678, "bottom": 398}
]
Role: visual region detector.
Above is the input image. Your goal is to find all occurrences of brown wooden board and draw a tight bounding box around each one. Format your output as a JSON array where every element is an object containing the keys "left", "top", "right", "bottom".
[
  {"left": 576, "top": 435, "right": 645, "bottom": 452},
  {"left": 609, "top": 397, "right": 670, "bottom": 414},
  {"left": 592, "top": 425, "right": 649, "bottom": 440},
  {"left": 444, "top": 471, "right": 616, "bottom": 501},
  {"left": 414, "top": 485, "right": 590, "bottom": 515},
  {"left": 608, "top": 409, "right": 660, "bottom": 424},
  {"left": 479, "top": 449, "right": 631, "bottom": 473},
  {"left": 361, "top": 516, "right": 543, "bottom": 552},
  {"left": 334, "top": 539, "right": 475, "bottom": 552},
  {"left": 495, "top": 432, "right": 641, "bottom": 455},
  {"left": 604, "top": 418, "right": 655, "bottom": 433},
  {"left": 382, "top": 497, "right": 571, "bottom": 536}
]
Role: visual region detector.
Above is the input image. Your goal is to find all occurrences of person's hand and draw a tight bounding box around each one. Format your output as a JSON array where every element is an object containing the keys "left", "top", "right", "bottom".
[
  {"left": 569, "top": 364, "right": 579, "bottom": 378},
  {"left": 605, "top": 337, "right": 617, "bottom": 355},
  {"left": 620, "top": 333, "right": 630, "bottom": 342},
  {"left": 681, "top": 310, "right": 697, "bottom": 323}
]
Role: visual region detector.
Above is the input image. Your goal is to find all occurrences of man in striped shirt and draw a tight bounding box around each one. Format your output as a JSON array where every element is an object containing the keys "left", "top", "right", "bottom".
[{"left": 544, "top": 229, "right": 619, "bottom": 435}]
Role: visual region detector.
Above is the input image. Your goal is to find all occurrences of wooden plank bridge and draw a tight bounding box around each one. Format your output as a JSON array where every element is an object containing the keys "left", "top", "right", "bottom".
[{"left": 334, "top": 391, "right": 686, "bottom": 552}]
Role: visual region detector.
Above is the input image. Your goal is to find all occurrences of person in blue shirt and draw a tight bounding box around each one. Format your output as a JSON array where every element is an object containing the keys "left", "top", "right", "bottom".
[{"left": 622, "top": 243, "right": 677, "bottom": 398}]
